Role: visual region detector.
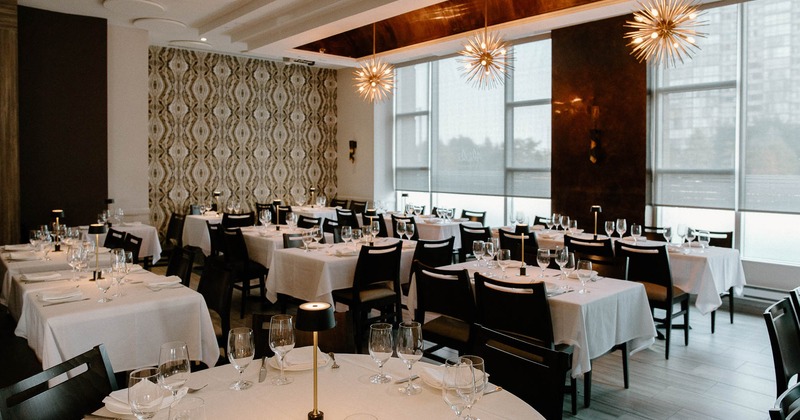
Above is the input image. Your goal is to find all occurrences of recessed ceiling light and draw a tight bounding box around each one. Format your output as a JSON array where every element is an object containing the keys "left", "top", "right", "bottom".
[
  {"left": 133, "top": 18, "right": 187, "bottom": 33},
  {"left": 103, "top": 0, "right": 165, "bottom": 16},
  {"left": 200, "top": 37, "right": 207, "bottom": 42}
]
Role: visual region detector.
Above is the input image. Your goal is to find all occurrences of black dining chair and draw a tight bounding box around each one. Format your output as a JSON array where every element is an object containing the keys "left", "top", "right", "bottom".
[
  {"left": 103, "top": 228, "right": 126, "bottom": 249},
  {"left": 222, "top": 211, "right": 255, "bottom": 228},
  {"left": 157, "top": 212, "right": 186, "bottom": 266},
  {"left": 296, "top": 215, "right": 321, "bottom": 229},
  {"left": 330, "top": 198, "right": 349, "bottom": 208},
  {"left": 460, "top": 209, "right": 487, "bottom": 224},
  {"left": 643, "top": 226, "right": 667, "bottom": 241},
  {"left": 533, "top": 215, "right": 550, "bottom": 227},
  {"left": 123, "top": 232, "right": 144, "bottom": 266},
  {"left": 321, "top": 218, "right": 343, "bottom": 244},
  {"left": 349, "top": 200, "right": 367, "bottom": 214},
  {"left": 270, "top": 205, "right": 292, "bottom": 225},
  {"left": 222, "top": 227, "right": 268, "bottom": 318},
  {"left": 332, "top": 242, "right": 403, "bottom": 353},
  {"left": 458, "top": 225, "right": 492, "bottom": 263},
  {"left": 770, "top": 381, "right": 800, "bottom": 420},
  {"left": 498, "top": 228, "right": 538, "bottom": 263},
  {"left": 361, "top": 210, "right": 389, "bottom": 237},
  {"left": 165, "top": 246, "right": 196, "bottom": 287},
  {"left": 764, "top": 298, "right": 800, "bottom": 397},
  {"left": 197, "top": 259, "right": 234, "bottom": 360},
  {"left": 563, "top": 235, "right": 614, "bottom": 258},
  {"left": 206, "top": 221, "right": 225, "bottom": 261},
  {"left": 335, "top": 208, "right": 360, "bottom": 229},
  {"left": 698, "top": 230, "right": 735, "bottom": 334},
  {"left": 390, "top": 214, "right": 419, "bottom": 240}
]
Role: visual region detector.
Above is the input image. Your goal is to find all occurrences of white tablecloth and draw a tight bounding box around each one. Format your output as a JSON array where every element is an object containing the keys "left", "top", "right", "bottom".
[
  {"left": 182, "top": 214, "right": 222, "bottom": 256},
  {"left": 13, "top": 269, "right": 219, "bottom": 372},
  {"left": 381, "top": 214, "right": 481, "bottom": 250},
  {"left": 267, "top": 238, "right": 417, "bottom": 305},
  {"left": 92, "top": 353, "right": 542, "bottom": 419},
  {"left": 240, "top": 226, "right": 307, "bottom": 269},
  {"left": 84, "top": 223, "right": 163, "bottom": 264},
  {"left": 408, "top": 263, "right": 656, "bottom": 377},
  {"left": 292, "top": 205, "right": 338, "bottom": 222}
]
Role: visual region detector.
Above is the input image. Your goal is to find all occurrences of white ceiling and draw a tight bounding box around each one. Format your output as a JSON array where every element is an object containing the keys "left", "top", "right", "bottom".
[{"left": 18, "top": 0, "right": 646, "bottom": 68}]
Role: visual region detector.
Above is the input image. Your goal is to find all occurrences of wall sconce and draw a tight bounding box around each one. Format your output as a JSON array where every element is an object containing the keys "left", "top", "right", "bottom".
[
  {"left": 349, "top": 140, "right": 357, "bottom": 163},
  {"left": 589, "top": 106, "right": 603, "bottom": 164}
]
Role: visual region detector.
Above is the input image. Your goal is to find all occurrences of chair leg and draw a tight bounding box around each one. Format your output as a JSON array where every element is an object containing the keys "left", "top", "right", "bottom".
[
  {"left": 683, "top": 301, "right": 690, "bottom": 346},
  {"left": 353, "top": 308, "right": 362, "bottom": 354},
  {"left": 621, "top": 342, "right": 629, "bottom": 389},
  {"left": 583, "top": 371, "right": 592, "bottom": 408},
  {"left": 729, "top": 288, "right": 734, "bottom": 324},
  {"left": 571, "top": 376, "right": 578, "bottom": 414},
  {"left": 711, "top": 310, "right": 716, "bottom": 334},
  {"left": 240, "top": 285, "right": 248, "bottom": 319},
  {"left": 664, "top": 312, "right": 672, "bottom": 360}
]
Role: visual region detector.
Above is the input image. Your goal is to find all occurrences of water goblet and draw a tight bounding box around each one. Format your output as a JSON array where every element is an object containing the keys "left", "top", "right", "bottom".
[
  {"left": 285, "top": 212, "right": 296, "bottom": 229},
  {"left": 442, "top": 356, "right": 475, "bottom": 419},
  {"left": 259, "top": 209, "right": 272, "bottom": 227},
  {"left": 96, "top": 267, "right": 114, "bottom": 303},
  {"left": 686, "top": 228, "right": 697, "bottom": 249},
  {"left": 577, "top": 260, "right": 593, "bottom": 294},
  {"left": 496, "top": 249, "right": 511, "bottom": 278},
  {"left": 269, "top": 314, "right": 295, "bottom": 385},
  {"left": 340, "top": 225, "right": 353, "bottom": 246},
  {"left": 663, "top": 227, "right": 673, "bottom": 244},
  {"left": 168, "top": 396, "right": 205, "bottom": 420},
  {"left": 233, "top": 202, "right": 241, "bottom": 214},
  {"left": 396, "top": 321, "right": 424, "bottom": 395},
  {"left": 616, "top": 218, "right": 627, "bottom": 238},
  {"left": 555, "top": 247, "right": 569, "bottom": 280},
  {"left": 545, "top": 218, "right": 554, "bottom": 231},
  {"left": 404, "top": 223, "right": 415, "bottom": 240},
  {"left": 604, "top": 221, "right": 615, "bottom": 238},
  {"left": 551, "top": 213, "right": 561, "bottom": 230},
  {"left": 560, "top": 215, "right": 570, "bottom": 231},
  {"left": 313, "top": 227, "right": 324, "bottom": 246},
  {"left": 569, "top": 219, "right": 578, "bottom": 235},
  {"left": 472, "top": 241, "right": 485, "bottom": 268},
  {"left": 461, "top": 355, "right": 487, "bottom": 420},
  {"left": 158, "top": 341, "right": 190, "bottom": 409},
  {"left": 396, "top": 220, "right": 406, "bottom": 239},
  {"left": 67, "top": 246, "right": 82, "bottom": 281},
  {"left": 697, "top": 230, "right": 710, "bottom": 252},
  {"left": 484, "top": 240, "right": 496, "bottom": 268},
  {"left": 228, "top": 327, "right": 255, "bottom": 390},
  {"left": 352, "top": 229, "right": 363, "bottom": 245},
  {"left": 536, "top": 248, "right": 550, "bottom": 278},
  {"left": 301, "top": 230, "right": 314, "bottom": 252},
  {"left": 563, "top": 252, "right": 576, "bottom": 280},
  {"left": 368, "top": 323, "right": 393, "bottom": 384},
  {"left": 676, "top": 224, "right": 688, "bottom": 247},
  {"left": 631, "top": 224, "right": 642, "bottom": 243},
  {"left": 128, "top": 367, "right": 164, "bottom": 420},
  {"left": 29, "top": 229, "right": 42, "bottom": 249},
  {"left": 371, "top": 220, "right": 381, "bottom": 241}
]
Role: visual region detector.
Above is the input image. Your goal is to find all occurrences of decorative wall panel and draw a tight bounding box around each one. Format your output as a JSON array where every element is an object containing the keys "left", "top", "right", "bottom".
[{"left": 148, "top": 47, "right": 338, "bottom": 234}]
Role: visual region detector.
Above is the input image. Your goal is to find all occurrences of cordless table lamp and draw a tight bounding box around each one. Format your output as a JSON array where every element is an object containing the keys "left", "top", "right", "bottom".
[
  {"left": 88, "top": 223, "right": 107, "bottom": 280},
  {"left": 591, "top": 205, "right": 602, "bottom": 239},
  {"left": 296, "top": 302, "right": 336, "bottom": 420},
  {"left": 51, "top": 209, "right": 64, "bottom": 251}
]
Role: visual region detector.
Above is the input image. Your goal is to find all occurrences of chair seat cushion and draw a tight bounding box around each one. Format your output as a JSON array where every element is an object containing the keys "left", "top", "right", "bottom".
[
  {"left": 332, "top": 282, "right": 396, "bottom": 303},
  {"left": 642, "top": 282, "right": 687, "bottom": 302},
  {"left": 422, "top": 316, "right": 470, "bottom": 344}
]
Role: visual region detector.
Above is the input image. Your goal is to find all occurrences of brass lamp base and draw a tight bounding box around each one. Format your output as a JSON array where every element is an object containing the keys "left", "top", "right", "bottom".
[{"left": 308, "top": 410, "right": 323, "bottom": 420}]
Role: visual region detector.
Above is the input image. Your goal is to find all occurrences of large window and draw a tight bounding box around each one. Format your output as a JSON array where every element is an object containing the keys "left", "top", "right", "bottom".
[
  {"left": 394, "top": 38, "right": 552, "bottom": 227},
  {"left": 651, "top": 0, "right": 800, "bottom": 265}
]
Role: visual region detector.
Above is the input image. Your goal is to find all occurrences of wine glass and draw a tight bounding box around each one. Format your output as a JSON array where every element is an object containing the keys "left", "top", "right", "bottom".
[
  {"left": 352, "top": 229, "right": 363, "bottom": 245},
  {"left": 631, "top": 224, "right": 642, "bottom": 243},
  {"left": 697, "top": 230, "right": 710, "bottom": 252},
  {"left": 286, "top": 212, "right": 297, "bottom": 229},
  {"left": 396, "top": 321, "right": 424, "bottom": 395},
  {"left": 111, "top": 249, "right": 126, "bottom": 297},
  {"left": 686, "top": 228, "right": 697, "bottom": 249},
  {"left": 96, "top": 267, "right": 114, "bottom": 303},
  {"left": 269, "top": 314, "right": 295, "bottom": 385},
  {"left": 536, "top": 248, "right": 550, "bottom": 278},
  {"left": 115, "top": 207, "right": 125, "bottom": 224},
  {"left": 568, "top": 220, "right": 578, "bottom": 235},
  {"left": 563, "top": 252, "right": 576, "bottom": 280},
  {"left": 604, "top": 221, "right": 615, "bottom": 238},
  {"left": 676, "top": 224, "right": 688, "bottom": 248},
  {"left": 302, "top": 229, "right": 314, "bottom": 252},
  {"left": 67, "top": 246, "right": 82, "bottom": 281},
  {"left": 616, "top": 218, "right": 627, "bottom": 238},
  {"left": 663, "top": 227, "right": 673, "bottom": 244},
  {"left": 41, "top": 234, "right": 53, "bottom": 260},
  {"left": 472, "top": 241, "right": 485, "bottom": 268},
  {"left": 496, "top": 249, "right": 511, "bottom": 278},
  {"left": 371, "top": 220, "right": 381, "bottom": 241},
  {"left": 158, "top": 341, "right": 190, "bottom": 408},
  {"left": 404, "top": 223, "right": 415, "bottom": 241},
  {"left": 442, "top": 356, "right": 475, "bottom": 419},
  {"left": 396, "top": 220, "right": 406, "bottom": 239},
  {"left": 233, "top": 202, "right": 241, "bottom": 214},
  {"left": 484, "top": 240, "right": 496, "bottom": 268},
  {"left": 368, "top": 323, "right": 393, "bottom": 384},
  {"left": 461, "top": 355, "right": 487, "bottom": 420},
  {"left": 551, "top": 213, "right": 561, "bottom": 230},
  {"left": 545, "top": 218, "right": 554, "bottom": 232},
  {"left": 228, "top": 327, "right": 255, "bottom": 390},
  {"left": 128, "top": 367, "right": 164, "bottom": 420},
  {"left": 560, "top": 215, "right": 570, "bottom": 231},
  {"left": 259, "top": 209, "right": 272, "bottom": 227},
  {"left": 577, "top": 260, "right": 593, "bottom": 294},
  {"left": 29, "top": 229, "right": 42, "bottom": 249},
  {"left": 313, "top": 227, "right": 324, "bottom": 246},
  {"left": 555, "top": 247, "right": 569, "bottom": 280},
  {"left": 340, "top": 225, "right": 352, "bottom": 246}
]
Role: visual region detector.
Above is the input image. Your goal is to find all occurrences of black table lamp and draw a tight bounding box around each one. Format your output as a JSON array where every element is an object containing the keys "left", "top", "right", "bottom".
[
  {"left": 88, "top": 223, "right": 107, "bottom": 280},
  {"left": 591, "top": 205, "right": 602, "bottom": 239},
  {"left": 296, "top": 302, "right": 336, "bottom": 420},
  {"left": 51, "top": 209, "right": 64, "bottom": 251}
]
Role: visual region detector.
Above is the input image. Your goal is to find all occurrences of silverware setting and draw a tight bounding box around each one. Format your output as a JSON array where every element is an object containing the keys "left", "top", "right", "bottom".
[
  {"left": 187, "top": 384, "right": 207, "bottom": 393},
  {"left": 394, "top": 374, "right": 419, "bottom": 384},
  {"left": 484, "top": 386, "right": 503, "bottom": 395},
  {"left": 259, "top": 356, "right": 268, "bottom": 382},
  {"left": 43, "top": 297, "right": 90, "bottom": 307}
]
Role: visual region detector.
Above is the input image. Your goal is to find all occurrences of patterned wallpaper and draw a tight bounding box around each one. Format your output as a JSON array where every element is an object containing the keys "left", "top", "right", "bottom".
[{"left": 148, "top": 47, "right": 338, "bottom": 234}]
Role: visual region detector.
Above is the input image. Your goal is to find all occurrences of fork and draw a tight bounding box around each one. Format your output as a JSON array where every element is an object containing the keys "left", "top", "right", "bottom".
[{"left": 187, "top": 384, "right": 207, "bottom": 393}]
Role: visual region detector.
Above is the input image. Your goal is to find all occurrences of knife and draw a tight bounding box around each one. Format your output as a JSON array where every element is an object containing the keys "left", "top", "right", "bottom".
[
  {"left": 394, "top": 374, "right": 419, "bottom": 384},
  {"left": 259, "top": 356, "right": 267, "bottom": 382}
]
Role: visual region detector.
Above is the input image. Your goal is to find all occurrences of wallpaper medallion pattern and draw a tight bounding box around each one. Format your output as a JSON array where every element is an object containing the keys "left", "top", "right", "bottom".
[{"left": 148, "top": 47, "right": 338, "bottom": 234}]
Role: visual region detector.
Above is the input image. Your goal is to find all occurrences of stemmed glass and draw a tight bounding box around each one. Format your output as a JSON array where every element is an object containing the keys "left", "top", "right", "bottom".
[
  {"left": 536, "top": 248, "right": 550, "bottom": 278},
  {"left": 302, "top": 229, "right": 314, "bottom": 252},
  {"left": 563, "top": 252, "right": 576, "bottom": 280},
  {"left": 551, "top": 213, "right": 561, "bottom": 230},
  {"left": 560, "top": 215, "right": 570, "bottom": 232},
  {"left": 111, "top": 249, "right": 126, "bottom": 297},
  {"left": 128, "top": 367, "right": 164, "bottom": 420},
  {"left": 396, "top": 221, "right": 407, "bottom": 239},
  {"left": 576, "top": 260, "right": 593, "bottom": 294},
  {"left": 496, "top": 249, "right": 511, "bottom": 278},
  {"left": 259, "top": 209, "right": 272, "bottom": 228},
  {"left": 697, "top": 230, "right": 710, "bottom": 252},
  {"left": 313, "top": 227, "right": 324, "bottom": 246},
  {"left": 663, "top": 227, "right": 673, "bottom": 244},
  {"left": 40, "top": 234, "right": 53, "bottom": 260},
  {"left": 286, "top": 212, "right": 297, "bottom": 229},
  {"left": 555, "top": 247, "right": 569, "bottom": 280},
  {"left": 472, "top": 241, "right": 485, "bottom": 268},
  {"left": 484, "top": 241, "right": 496, "bottom": 268},
  {"left": 29, "top": 229, "right": 42, "bottom": 249},
  {"left": 341, "top": 225, "right": 353, "bottom": 248},
  {"left": 461, "top": 355, "right": 487, "bottom": 420},
  {"left": 371, "top": 220, "right": 381, "bottom": 242},
  {"left": 96, "top": 267, "right": 114, "bottom": 303},
  {"left": 368, "top": 323, "right": 393, "bottom": 384},
  {"left": 686, "top": 228, "right": 697, "bottom": 250},
  {"left": 631, "top": 224, "right": 642, "bottom": 243},
  {"left": 269, "top": 314, "right": 295, "bottom": 385},
  {"left": 228, "top": 327, "right": 255, "bottom": 390},
  {"left": 442, "top": 356, "right": 475, "bottom": 419},
  {"left": 676, "top": 224, "right": 688, "bottom": 248},
  {"left": 604, "top": 221, "right": 615, "bottom": 238},
  {"left": 404, "top": 223, "right": 415, "bottom": 241},
  {"left": 616, "top": 218, "right": 627, "bottom": 238},
  {"left": 396, "top": 321, "right": 424, "bottom": 395},
  {"left": 545, "top": 218, "right": 554, "bottom": 232},
  {"left": 352, "top": 229, "right": 363, "bottom": 245},
  {"left": 157, "top": 341, "right": 190, "bottom": 409},
  {"left": 67, "top": 246, "right": 83, "bottom": 281}
]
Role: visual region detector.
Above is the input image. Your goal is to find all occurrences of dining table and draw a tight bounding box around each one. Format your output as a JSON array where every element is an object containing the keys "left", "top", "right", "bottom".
[
  {"left": 12, "top": 268, "right": 219, "bottom": 373},
  {"left": 266, "top": 238, "right": 417, "bottom": 306},
  {"left": 182, "top": 213, "right": 223, "bottom": 256},
  {"left": 407, "top": 262, "right": 657, "bottom": 378},
  {"left": 91, "top": 352, "right": 543, "bottom": 419},
  {"left": 81, "top": 222, "right": 163, "bottom": 264},
  {"left": 530, "top": 228, "right": 747, "bottom": 315},
  {"left": 377, "top": 213, "right": 482, "bottom": 250}
]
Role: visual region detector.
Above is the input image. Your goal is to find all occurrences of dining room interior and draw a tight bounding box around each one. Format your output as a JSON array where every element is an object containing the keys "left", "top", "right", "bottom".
[{"left": 0, "top": 0, "right": 799, "bottom": 418}]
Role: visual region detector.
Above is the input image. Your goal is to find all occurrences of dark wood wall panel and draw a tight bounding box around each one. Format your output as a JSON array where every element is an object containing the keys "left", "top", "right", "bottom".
[
  {"left": 0, "top": 0, "right": 19, "bottom": 245},
  {"left": 18, "top": 6, "right": 107, "bottom": 234},
  {"left": 551, "top": 15, "right": 647, "bottom": 230}
]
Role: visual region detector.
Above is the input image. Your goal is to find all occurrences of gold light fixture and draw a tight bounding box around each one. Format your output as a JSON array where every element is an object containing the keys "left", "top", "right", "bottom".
[
  {"left": 354, "top": 23, "right": 394, "bottom": 103},
  {"left": 624, "top": 0, "right": 706, "bottom": 67},
  {"left": 458, "top": 0, "right": 512, "bottom": 89}
]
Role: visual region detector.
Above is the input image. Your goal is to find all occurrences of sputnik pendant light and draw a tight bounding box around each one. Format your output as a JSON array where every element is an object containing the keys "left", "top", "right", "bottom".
[
  {"left": 354, "top": 23, "right": 394, "bottom": 103},
  {"left": 624, "top": 0, "right": 706, "bottom": 67},
  {"left": 458, "top": 0, "right": 512, "bottom": 89}
]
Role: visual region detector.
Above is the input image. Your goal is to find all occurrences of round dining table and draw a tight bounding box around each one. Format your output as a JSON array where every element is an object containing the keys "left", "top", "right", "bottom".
[{"left": 93, "top": 352, "right": 543, "bottom": 419}]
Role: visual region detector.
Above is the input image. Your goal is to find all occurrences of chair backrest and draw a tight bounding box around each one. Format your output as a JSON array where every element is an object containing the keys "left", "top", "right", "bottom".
[
  {"left": 564, "top": 235, "right": 614, "bottom": 258},
  {"left": 252, "top": 311, "right": 355, "bottom": 359},
  {"left": 458, "top": 225, "right": 492, "bottom": 262},
  {"left": 497, "top": 229, "right": 538, "bottom": 263},
  {"left": 472, "top": 325, "right": 570, "bottom": 420},
  {"left": 206, "top": 221, "right": 224, "bottom": 258},
  {"left": 573, "top": 251, "right": 623, "bottom": 279},
  {"left": 335, "top": 208, "right": 360, "bottom": 229},
  {"left": 614, "top": 241, "right": 674, "bottom": 294},
  {"left": 390, "top": 214, "right": 419, "bottom": 240},
  {"left": 349, "top": 200, "right": 367, "bottom": 214},
  {"left": 362, "top": 211, "right": 389, "bottom": 237},
  {"left": 770, "top": 382, "right": 800, "bottom": 420},
  {"left": 0, "top": 344, "right": 118, "bottom": 420},
  {"left": 643, "top": 226, "right": 667, "bottom": 241},
  {"left": 706, "top": 230, "right": 733, "bottom": 248},
  {"left": 164, "top": 213, "right": 186, "bottom": 247},
  {"left": 412, "top": 237, "right": 455, "bottom": 268},
  {"left": 197, "top": 259, "right": 234, "bottom": 347},
  {"left": 222, "top": 211, "right": 255, "bottom": 228},
  {"left": 533, "top": 215, "right": 549, "bottom": 227},
  {"left": 122, "top": 233, "right": 143, "bottom": 263},
  {"left": 270, "top": 205, "right": 292, "bottom": 225},
  {"left": 764, "top": 298, "right": 800, "bottom": 397},
  {"left": 321, "top": 218, "right": 343, "bottom": 244},
  {"left": 221, "top": 227, "right": 251, "bottom": 267},
  {"left": 104, "top": 228, "right": 126, "bottom": 249},
  {"left": 413, "top": 261, "right": 475, "bottom": 324},
  {"left": 297, "top": 215, "right": 321, "bottom": 229},
  {"left": 352, "top": 242, "right": 403, "bottom": 303},
  {"left": 513, "top": 224, "right": 530, "bottom": 234},
  {"left": 254, "top": 203, "right": 271, "bottom": 226},
  {"left": 282, "top": 233, "right": 304, "bottom": 249},
  {"left": 165, "top": 246, "right": 196, "bottom": 287},
  {"left": 330, "top": 198, "right": 349, "bottom": 208},
  {"left": 460, "top": 209, "right": 486, "bottom": 224},
  {"left": 474, "top": 272, "right": 555, "bottom": 346}
]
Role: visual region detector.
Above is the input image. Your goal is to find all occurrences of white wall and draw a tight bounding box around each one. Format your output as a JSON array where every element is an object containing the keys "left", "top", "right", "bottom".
[
  {"left": 335, "top": 68, "right": 375, "bottom": 202},
  {"left": 107, "top": 25, "right": 149, "bottom": 222}
]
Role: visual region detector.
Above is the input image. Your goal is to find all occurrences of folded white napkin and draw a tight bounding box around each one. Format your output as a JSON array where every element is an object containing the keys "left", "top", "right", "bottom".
[
  {"left": 204, "top": 211, "right": 219, "bottom": 217},
  {"left": 39, "top": 287, "right": 83, "bottom": 301},
  {"left": 4, "top": 244, "right": 31, "bottom": 251},
  {"left": 22, "top": 272, "right": 61, "bottom": 281},
  {"left": 7, "top": 251, "right": 41, "bottom": 261},
  {"left": 537, "top": 233, "right": 559, "bottom": 240},
  {"left": 122, "top": 221, "right": 142, "bottom": 226},
  {"left": 103, "top": 387, "right": 173, "bottom": 415},
  {"left": 330, "top": 247, "right": 358, "bottom": 257},
  {"left": 146, "top": 276, "right": 182, "bottom": 288},
  {"left": 269, "top": 346, "right": 328, "bottom": 370},
  {"left": 419, "top": 364, "right": 445, "bottom": 388}
]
